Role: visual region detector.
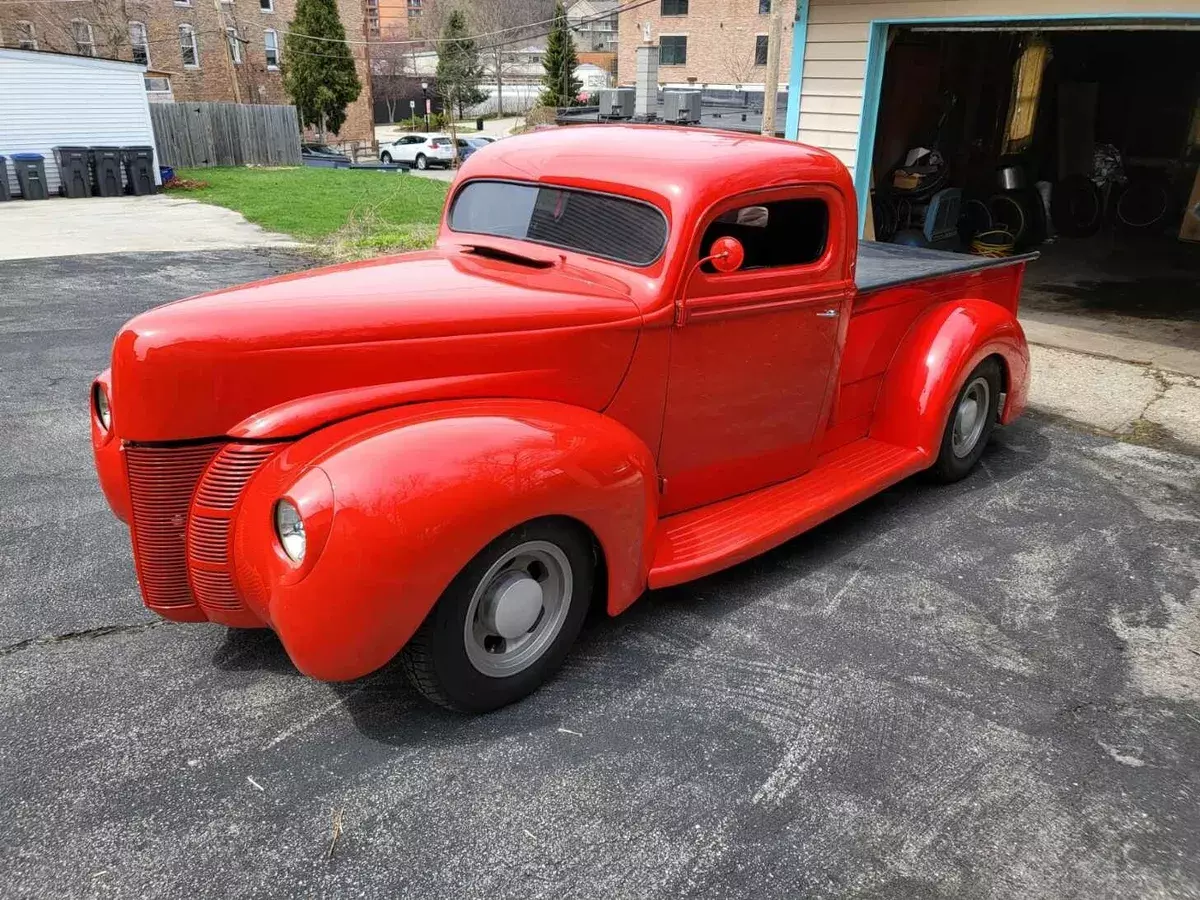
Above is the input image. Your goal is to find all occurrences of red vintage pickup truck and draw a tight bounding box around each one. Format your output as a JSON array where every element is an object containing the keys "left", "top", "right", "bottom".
[{"left": 91, "top": 126, "right": 1032, "bottom": 711}]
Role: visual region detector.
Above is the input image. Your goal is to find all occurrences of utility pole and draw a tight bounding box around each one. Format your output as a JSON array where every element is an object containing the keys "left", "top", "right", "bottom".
[
  {"left": 213, "top": 0, "right": 243, "bottom": 104},
  {"left": 760, "top": 0, "right": 783, "bottom": 137}
]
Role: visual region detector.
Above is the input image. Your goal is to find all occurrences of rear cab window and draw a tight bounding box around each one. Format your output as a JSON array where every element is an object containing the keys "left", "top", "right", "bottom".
[{"left": 449, "top": 180, "right": 669, "bottom": 267}]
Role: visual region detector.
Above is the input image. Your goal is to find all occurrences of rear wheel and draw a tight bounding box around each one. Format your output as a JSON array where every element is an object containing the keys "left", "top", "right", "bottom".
[
  {"left": 415, "top": 153, "right": 428, "bottom": 170},
  {"left": 928, "top": 358, "right": 1002, "bottom": 483},
  {"left": 400, "top": 519, "right": 595, "bottom": 712}
]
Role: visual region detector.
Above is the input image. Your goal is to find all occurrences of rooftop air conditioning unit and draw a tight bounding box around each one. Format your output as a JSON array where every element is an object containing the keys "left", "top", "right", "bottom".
[
  {"left": 663, "top": 90, "right": 701, "bottom": 125},
  {"left": 598, "top": 88, "right": 635, "bottom": 119}
]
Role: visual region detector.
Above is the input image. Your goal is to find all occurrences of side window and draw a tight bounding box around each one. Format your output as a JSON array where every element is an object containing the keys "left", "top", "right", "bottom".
[{"left": 700, "top": 198, "right": 828, "bottom": 273}]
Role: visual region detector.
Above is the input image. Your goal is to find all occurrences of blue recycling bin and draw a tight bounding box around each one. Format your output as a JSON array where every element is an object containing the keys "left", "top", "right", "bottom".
[{"left": 12, "top": 152, "right": 48, "bottom": 200}]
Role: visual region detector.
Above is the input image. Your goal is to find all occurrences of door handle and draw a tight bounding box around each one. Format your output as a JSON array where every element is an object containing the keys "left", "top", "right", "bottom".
[{"left": 816, "top": 308, "right": 839, "bottom": 318}]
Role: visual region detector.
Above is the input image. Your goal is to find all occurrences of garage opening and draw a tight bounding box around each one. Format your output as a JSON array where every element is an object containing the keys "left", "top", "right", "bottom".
[{"left": 867, "top": 23, "right": 1200, "bottom": 356}]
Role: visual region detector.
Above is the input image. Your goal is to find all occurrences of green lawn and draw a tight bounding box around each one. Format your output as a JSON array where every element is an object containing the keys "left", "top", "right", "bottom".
[{"left": 173, "top": 166, "right": 450, "bottom": 256}]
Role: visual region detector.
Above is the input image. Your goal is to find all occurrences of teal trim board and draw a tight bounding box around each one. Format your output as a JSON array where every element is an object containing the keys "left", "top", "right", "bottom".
[
  {"left": 849, "top": 11, "right": 1200, "bottom": 238},
  {"left": 784, "top": 0, "right": 810, "bottom": 141}
]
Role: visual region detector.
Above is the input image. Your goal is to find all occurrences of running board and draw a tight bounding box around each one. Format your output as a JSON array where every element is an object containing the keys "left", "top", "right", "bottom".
[{"left": 648, "top": 438, "right": 927, "bottom": 589}]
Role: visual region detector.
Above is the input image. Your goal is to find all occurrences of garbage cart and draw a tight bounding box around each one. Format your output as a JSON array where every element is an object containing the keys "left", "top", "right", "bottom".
[
  {"left": 12, "top": 153, "right": 48, "bottom": 200},
  {"left": 89, "top": 146, "right": 123, "bottom": 197},
  {"left": 120, "top": 146, "right": 156, "bottom": 195},
  {"left": 54, "top": 146, "right": 91, "bottom": 198}
]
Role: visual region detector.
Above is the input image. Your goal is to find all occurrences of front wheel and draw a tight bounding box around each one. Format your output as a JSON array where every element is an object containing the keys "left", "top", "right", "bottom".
[
  {"left": 928, "top": 358, "right": 1002, "bottom": 483},
  {"left": 400, "top": 519, "right": 595, "bottom": 712},
  {"left": 415, "top": 153, "right": 428, "bottom": 170},
  {"left": 380, "top": 151, "right": 392, "bottom": 163}
]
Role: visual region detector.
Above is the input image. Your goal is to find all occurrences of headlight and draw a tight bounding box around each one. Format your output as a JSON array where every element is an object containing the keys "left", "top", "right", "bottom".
[
  {"left": 93, "top": 383, "right": 111, "bottom": 431},
  {"left": 274, "top": 499, "right": 306, "bottom": 563}
]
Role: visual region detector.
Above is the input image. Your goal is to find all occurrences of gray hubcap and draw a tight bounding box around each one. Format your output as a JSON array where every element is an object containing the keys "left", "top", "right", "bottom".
[
  {"left": 464, "top": 540, "right": 572, "bottom": 677},
  {"left": 952, "top": 376, "right": 991, "bottom": 458}
]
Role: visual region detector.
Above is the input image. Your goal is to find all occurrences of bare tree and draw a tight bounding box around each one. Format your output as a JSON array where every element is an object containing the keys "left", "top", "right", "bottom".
[
  {"left": 717, "top": 31, "right": 763, "bottom": 89},
  {"left": 372, "top": 25, "right": 418, "bottom": 123},
  {"left": 7, "top": 0, "right": 135, "bottom": 59},
  {"left": 469, "top": 0, "right": 549, "bottom": 117},
  {"left": 415, "top": 0, "right": 550, "bottom": 117}
]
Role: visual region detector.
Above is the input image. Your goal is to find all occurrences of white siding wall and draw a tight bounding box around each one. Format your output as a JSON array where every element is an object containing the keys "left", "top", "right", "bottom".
[
  {"left": 0, "top": 50, "right": 159, "bottom": 196},
  {"left": 797, "top": 0, "right": 1200, "bottom": 172}
]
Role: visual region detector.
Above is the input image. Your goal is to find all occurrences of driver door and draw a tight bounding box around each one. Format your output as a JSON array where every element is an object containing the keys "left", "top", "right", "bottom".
[{"left": 657, "top": 185, "right": 852, "bottom": 515}]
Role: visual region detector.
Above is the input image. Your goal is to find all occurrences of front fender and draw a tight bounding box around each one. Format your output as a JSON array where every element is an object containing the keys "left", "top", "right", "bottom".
[
  {"left": 870, "top": 299, "right": 1029, "bottom": 460},
  {"left": 232, "top": 400, "right": 657, "bottom": 681}
]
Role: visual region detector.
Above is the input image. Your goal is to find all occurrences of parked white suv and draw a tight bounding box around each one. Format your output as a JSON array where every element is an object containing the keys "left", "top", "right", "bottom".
[{"left": 379, "top": 133, "right": 457, "bottom": 170}]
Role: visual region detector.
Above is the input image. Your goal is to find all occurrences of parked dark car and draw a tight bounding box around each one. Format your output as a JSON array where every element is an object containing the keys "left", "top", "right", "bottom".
[{"left": 301, "top": 143, "right": 351, "bottom": 167}]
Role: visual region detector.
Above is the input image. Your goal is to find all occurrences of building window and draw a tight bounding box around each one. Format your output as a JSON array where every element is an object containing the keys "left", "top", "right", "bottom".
[
  {"left": 407, "top": 0, "right": 421, "bottom": 16},
  {"left": 659, "top": 35, "right": 687, "bottom": 65},
  {"left": 264, "top": 29, "right": 279, "bottom": 68},
  {"left": 71, "top": 19, "right": 95, "bottom": 56},
  {"left": 755, "top": 35, "right": 768, "bottom": 66},
  {"left": 16, "top": 20, "right": 37, "bottom": 50},
  {"left": 226, "top": 27, "right": 242, "bottom": 63},
  {"left": 129, "top": 22, "right": 149, "bottom": 65},
  {"left": 661, "top": 0, "right": 687, "bottom": 15},
  {"left": 260, "top": 0, "right": 273, "bottom": 9},
  {"left": 174, "top": 0, "right": 191, "bottom": 6},
  {"left": 759, "top": 0, "right": 771, "bottom": 13},
  {"left": 179, "top": 24, "right": 199, "bottom": 67}
]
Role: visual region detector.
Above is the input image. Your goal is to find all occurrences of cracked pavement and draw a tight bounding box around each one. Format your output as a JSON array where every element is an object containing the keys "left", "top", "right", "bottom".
[{"left": 2, "top": 250, "right": 1200, "bottom": 899}]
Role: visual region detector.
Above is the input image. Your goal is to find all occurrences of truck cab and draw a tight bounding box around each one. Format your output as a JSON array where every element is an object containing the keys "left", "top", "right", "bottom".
[{"left": 92, "top": 126, "right": 1031, "bottom": 712}]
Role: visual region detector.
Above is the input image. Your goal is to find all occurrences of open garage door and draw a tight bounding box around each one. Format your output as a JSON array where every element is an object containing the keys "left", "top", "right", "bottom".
[{"left": 867, "top": 23, "right": 1200, "bottom": 359}]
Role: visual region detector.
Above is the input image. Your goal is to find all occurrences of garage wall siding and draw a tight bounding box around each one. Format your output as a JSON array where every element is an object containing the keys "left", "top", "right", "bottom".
[
  {"left": 0, "top": 50, "right": 158, "bottom": 195},
  {"left": 797, "top": 0, "right": 1200, "bottom": 171}
]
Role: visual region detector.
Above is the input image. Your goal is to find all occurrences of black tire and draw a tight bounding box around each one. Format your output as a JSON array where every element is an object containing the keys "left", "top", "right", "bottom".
[
  {"left": 400, "top": 519, "right": 595, "bottom": 713},
  {"left": 380, "top": 151, "right": 393, "bottom": 163},
  {"left": 1051, "top": 175, "right": 1103, "bottom": 237},
  {"left": 987, "top": 192, "right": 1029, "bottom": 246},
  {"left": 1115, "top": 174, "right": 1172, "bottom": 232},
  {"left": 928, "top": 358, "right": 1003, "bottom": 484},
  {"left": 415, "top": 153, "right": 428, "bottom": 170}
]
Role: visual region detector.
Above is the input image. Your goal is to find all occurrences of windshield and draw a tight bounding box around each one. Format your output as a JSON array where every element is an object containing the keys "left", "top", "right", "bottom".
[{"left": 448, "top": 180, "right": 668, "bottom": 267}]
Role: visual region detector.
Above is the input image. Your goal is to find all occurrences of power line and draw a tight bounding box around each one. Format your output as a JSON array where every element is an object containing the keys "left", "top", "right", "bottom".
[{"left": 248, "top": 0, "right": 654, "bottom": 48}]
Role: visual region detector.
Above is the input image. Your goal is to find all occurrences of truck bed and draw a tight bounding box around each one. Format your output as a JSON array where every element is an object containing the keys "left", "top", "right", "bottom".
[{"left": 855, "top": 241, "right": 1038, "bottom": 294}]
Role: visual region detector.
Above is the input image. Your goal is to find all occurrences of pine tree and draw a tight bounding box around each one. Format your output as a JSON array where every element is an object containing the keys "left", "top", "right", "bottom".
[
  {"left": 539, "top": 1, "right": 581, "bottom": 108},
  {"left": 436, "top": 10, "right": 487, "bottom": 120},
  {"left": 282, "top": 0, "right": 362, "bottom": 139}
]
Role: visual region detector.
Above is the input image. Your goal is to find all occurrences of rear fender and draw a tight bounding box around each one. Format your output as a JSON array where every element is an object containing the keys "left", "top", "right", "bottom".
[
  {"left": 232, "top": 399, "right": 657, "bottom": 681},
  {"left": 870, "top": 299, "right": 1029, "bottom": 460}
]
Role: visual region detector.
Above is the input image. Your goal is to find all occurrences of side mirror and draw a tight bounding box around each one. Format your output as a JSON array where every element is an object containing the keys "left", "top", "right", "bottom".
[{"left": 707, "top": 236, "right": 745, "bottom": 274}]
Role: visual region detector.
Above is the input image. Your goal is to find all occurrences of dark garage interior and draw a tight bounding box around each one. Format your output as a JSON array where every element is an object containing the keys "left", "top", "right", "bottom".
[{"left": 868, "top": 25, "right": 1200, "bottom": 352}]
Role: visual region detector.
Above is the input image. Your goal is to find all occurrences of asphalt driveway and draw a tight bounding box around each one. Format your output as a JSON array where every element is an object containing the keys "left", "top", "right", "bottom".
[{"left": 1, "top": 251, "right": 1198, "bottom": 899}]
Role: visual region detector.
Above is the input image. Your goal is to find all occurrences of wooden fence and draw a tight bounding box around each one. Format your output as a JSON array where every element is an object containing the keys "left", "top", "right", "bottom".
[{"left": 150, "top": 102, "right": 302, "bottom": 168}]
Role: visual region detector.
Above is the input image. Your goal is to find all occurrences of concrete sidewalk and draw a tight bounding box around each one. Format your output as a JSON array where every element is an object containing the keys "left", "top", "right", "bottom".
[
  {"left": 0, "top": 195, "right": 296, "bottom": 261},
  {"left": 1023, "top": 316, "right": 1200, "bottom": 450}
]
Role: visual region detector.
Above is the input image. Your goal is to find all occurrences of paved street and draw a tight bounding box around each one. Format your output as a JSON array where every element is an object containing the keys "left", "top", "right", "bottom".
[{"left": 2, "top": 251, "right": 1199, "bottom": 899}]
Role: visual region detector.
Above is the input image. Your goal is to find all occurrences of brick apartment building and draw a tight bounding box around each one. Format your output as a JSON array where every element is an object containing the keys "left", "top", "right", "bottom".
[
  {"left": 372, "top": 0, "right": 423, "bottom": 37},
  {"left": 0, "top": 0, "right": 376, "bottom": 142},
  {"left": 617, "top": 0, "right": 793, "bottom": 89}
]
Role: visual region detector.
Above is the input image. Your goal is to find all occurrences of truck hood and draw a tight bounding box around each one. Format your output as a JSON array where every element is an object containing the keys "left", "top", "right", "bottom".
[{"left": 110, "top": 248, "right": 643, "bottom": 442}]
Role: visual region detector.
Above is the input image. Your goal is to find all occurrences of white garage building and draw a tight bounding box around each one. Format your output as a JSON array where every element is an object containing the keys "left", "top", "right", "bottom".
[{"left": 0, "top": 49, "right": 159, "bottom": 196}]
